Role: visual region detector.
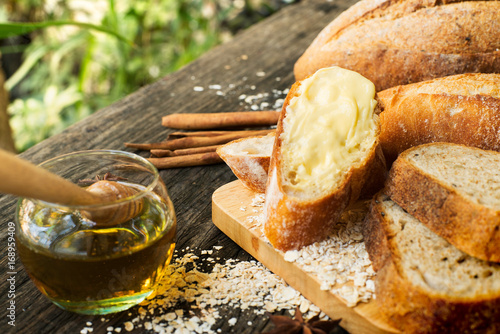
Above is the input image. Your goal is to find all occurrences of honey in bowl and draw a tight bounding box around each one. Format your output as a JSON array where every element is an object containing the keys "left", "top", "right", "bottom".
[{"left": 15, "top": 150, "right": 177, "bottom": 315}]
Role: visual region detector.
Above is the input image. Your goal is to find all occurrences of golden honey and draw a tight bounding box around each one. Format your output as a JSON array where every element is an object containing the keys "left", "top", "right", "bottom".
[{"left": 16, "top": 183, "right": 176, "bottom": 314}]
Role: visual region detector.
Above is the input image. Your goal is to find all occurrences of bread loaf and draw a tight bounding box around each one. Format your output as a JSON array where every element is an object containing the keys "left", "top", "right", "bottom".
[
  {"left": 216, "top": 133, "right": 274, "bottom": 193},
  {"left": 378, "top": 73, "right": 500, "bottom": 163},
  {"left": 264, "top": 66, "right": 384, "bottom": 251},
  {"left": 294, "top": 0, "right": 500, "bottom": 91},
  {"left": 384, "top": 142, "right": 500, "bottom": 262},
  {"left": 363, "top": 192, "right": 500, "bottom": 334}
]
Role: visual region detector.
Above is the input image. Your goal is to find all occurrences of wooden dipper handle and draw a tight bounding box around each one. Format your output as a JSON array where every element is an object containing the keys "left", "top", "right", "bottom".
[
  {"left": 0, "top": 149, "right": 100, "bottom": 206},
  {"left": 0, "top": 149, "right": 142, "bottom": 226}
]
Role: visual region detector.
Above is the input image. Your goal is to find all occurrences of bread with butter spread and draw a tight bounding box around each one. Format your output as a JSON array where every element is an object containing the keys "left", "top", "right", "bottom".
[{"left": 263, "top": 66, "right": 384, "bottom": 251}]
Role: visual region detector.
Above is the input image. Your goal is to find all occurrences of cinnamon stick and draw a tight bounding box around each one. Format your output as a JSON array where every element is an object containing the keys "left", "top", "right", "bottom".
[
  {"left": 168, "top": 130, "right": 257, "bottom": 139},
  {"left": 151, "top": 145, "right": 219, "bottom": 158},
  {"left": 162, "top": 111, "right": 280, "bottom": 130},
  {"left": 148, "top": 152, "right": 223, "bottom": 169},
  {"left": 125, "top": 129, "right": 273, "bottom": 151}
]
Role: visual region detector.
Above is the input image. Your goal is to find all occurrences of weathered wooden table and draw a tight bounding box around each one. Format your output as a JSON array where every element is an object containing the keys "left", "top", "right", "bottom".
[{"left": 0, "top": 1, "right": 359, "bottom": 333}]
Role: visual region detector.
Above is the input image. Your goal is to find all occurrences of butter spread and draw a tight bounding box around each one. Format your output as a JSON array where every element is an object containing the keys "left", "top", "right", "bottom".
[{"left": 281, "top": 66, "right": 377, "bottom": 195}]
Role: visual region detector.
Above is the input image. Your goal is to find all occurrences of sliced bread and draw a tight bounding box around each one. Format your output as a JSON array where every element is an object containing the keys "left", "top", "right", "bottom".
[
  {"left": 363, "top": 192, "right": 500, "bottom": 333},
  {"left": 263, "top": 66, "right": 384, "bottom": 251},
  {"left": 385, "top": 143, "right": 500, "bottom": 262},
  {"left": 216, "top": 133, "right": 275, "bottom": 193}
]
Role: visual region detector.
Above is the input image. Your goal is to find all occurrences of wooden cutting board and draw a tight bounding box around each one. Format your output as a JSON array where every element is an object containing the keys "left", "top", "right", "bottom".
[{"left": 212, "top": 180, "right": 399, "bottom": 334}]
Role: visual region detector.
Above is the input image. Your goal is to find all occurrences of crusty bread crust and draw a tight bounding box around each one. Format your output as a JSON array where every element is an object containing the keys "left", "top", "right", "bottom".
[
  {"left": 363, "top": 192, "right": 500, "bottom": 334},
  {"left": 263, "top": 80, "right": 383, "bottom": 251},
  {"left": 385, "top": 143, "right": 500, "bottom": 262},
  {"left": 294, "top": 0, "right": 500, "bottom": 91},
  {"left": 378, "top": 73, "right": 500, "bottom": 163},
  {"left": 217, "top": 133, "right": 274, "bottom": 193}
]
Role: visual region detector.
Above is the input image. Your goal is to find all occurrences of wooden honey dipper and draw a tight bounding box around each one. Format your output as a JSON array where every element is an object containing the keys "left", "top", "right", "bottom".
[{"left": 0, "top": 149, "right": 143, "bottom": 226}]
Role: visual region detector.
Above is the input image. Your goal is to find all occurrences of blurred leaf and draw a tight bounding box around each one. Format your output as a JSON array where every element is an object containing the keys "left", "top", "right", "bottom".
[
  {"left": 5, "top": 44, "right": 49, "bottom": 90},
  {"left": 0, "top": 21, "right": 133, "bottom": 45}
]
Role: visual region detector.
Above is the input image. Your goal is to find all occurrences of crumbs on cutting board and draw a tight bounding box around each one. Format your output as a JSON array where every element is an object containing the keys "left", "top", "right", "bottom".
[
  {"left": 82, "top": 245, "right": 326, "bottom": 334},
  {"left": 244, "top": 195, "right": 376, "bottom": 308}
]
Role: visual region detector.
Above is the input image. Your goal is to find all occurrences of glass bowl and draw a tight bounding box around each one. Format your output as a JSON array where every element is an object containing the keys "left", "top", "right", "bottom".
[{"left": 15, "top": 150, "right": 176, "bottom": 315}]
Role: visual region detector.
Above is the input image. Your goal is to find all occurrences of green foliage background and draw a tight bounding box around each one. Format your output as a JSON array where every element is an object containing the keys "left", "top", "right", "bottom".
[{"left": 1, "top": 0, "right": 294, "bottom": 151}]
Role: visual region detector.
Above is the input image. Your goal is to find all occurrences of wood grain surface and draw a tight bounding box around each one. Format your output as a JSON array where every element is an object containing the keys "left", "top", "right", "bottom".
[
  {"left": 212, "top": 180, "right": 400, "bottom": 334},
  {"left": 0, "top": 1, "right": 360, "bottom": 333}
]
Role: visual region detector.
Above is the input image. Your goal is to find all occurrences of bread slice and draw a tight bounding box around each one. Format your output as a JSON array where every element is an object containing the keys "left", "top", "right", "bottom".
[
  {"left": 216, "top": 133, "right": 274, "bottom": 193},
  {"left": 363, "top": 192, "right": 500, "bottom": 333},
  {"left": 385, "top": 143, "right": 500, "bottom": 262},
  {"left": 294, "top": 0, "right": 500, "bottom": 91},
  {"left": 377, "top": 73, "right": 500, "bottom": 163},
  {"left": 263, "top": 66, "right": 384, "bottom": 251}
]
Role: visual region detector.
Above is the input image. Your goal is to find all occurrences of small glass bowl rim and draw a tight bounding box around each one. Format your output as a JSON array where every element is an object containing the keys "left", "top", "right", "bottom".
[{"left": 27, "top": 149, "right": 160, "bottom": 211}]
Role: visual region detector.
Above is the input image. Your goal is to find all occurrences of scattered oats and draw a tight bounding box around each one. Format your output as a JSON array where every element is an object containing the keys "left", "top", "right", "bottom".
[
  {"left": 124, "top": 322, "right": 134, "bottom": 332},
  {"left": 193, "top": 86, "right": 204, "bottom": 92},
  {"left": 224, "top": 65, "right": 231, "bottom": 70},
  {"left": 86, "top": 322, "right": 92, "bottom": 326},
  {"left": 106, "top": 327, "right": 114, "bottom": 332},
  {"left": 114, "top": 328, "right": 121, "bottom": 333},
  {"left": 299, "top": 299, "right": 310, "bottom": 314},
  {"left": 275, "top": 77, "right": 281, "bottom": 81},
  {"left": 251, "top": 104, "right": 259, "bottom": 110},
  {"left": 279, "top": 202, "right": 376, "bottom": 306},
  {"left": 138, "top": 307, "right": 147, "bottom": 317},
  {"left": 240, "top": 206, "right": 247, "bottom": 211},
  {"left": 256, "top": 71, "right": 266, "bottom": 77},
  {"left": 247, "top": 321, "right": 253, "bottom": 326},
  {"left": 273, "top": 98, "right": 285, "bottom": 109},
  {"left": 209, "top": 84, "right": 221, "bottom": 90},
  {"left": 250, "top": 85, "right": 256, "bottom": 90},
  {"left": 284, "top": 250, "right": 300, "bottom": 262},
  {"left": 241, "top": 54, "right": 248, "bottom": 60},
  {"left": 98, "top": 242, "right": 327, "bottom": 334},
  {"left": 239, "top": 94, "right": 247, "bottom": 100},
  {"left": 216, "top": 91, "right": 225, "bottom": 96},
  {"left": 251, "top": 194, "right": 265, "bottom": 207}
]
